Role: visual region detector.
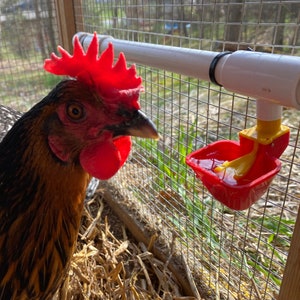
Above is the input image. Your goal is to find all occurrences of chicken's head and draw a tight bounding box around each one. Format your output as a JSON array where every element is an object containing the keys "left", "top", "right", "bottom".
[{"left": 43, "top": 32, "right": 158, "bottom": 180}]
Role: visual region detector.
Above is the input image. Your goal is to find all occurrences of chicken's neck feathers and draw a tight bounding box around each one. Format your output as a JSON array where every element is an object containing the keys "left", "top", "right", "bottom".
[
  {"left": 0, "top": 102, "right": 90, "bottom": 299},
  {"left": 0, "top": 101, "right": 90, "bottom": 208}
]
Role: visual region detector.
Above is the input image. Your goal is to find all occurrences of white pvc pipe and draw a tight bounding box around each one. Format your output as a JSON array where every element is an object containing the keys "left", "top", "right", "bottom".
[
  {"left": 214, "top": 51, "right": 300, "bottom": 110},
  {"left": 256, "top": 100, "right": 282, "bottom": 121},
  {"left": 75, "top": 32, "right": 216, "bottom": 82},
  {"left": 74, "top": 32, "right": 300, "bottom": 110}
]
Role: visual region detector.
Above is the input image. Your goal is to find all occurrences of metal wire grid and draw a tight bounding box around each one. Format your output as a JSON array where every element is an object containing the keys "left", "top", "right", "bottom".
[
  {"left": 0, "top": 1, "right": 60, "bottom": 111},
  {"left": 74, "top": 1, "right": 300, "bottom": 299},
  {"left": 137, "top": 69, "right": 300, "bottom": 299},
  {"left": 76, "top": 1, "right": 300, "bottom": 53}
]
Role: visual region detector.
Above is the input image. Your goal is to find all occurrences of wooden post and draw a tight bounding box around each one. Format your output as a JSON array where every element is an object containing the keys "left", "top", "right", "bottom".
[
  {"left": 278, "top": 205, "right": 300, "bottom": 299},
  {"left": 54, "top": 0, "right": 77, "bottom": 52}
]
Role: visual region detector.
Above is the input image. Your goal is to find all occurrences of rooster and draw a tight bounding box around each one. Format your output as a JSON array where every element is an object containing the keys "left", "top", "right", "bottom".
[
  {"left": 0, "top": 105, "right": 99, "bottom": 201},
  {"left": 0, "top": 33, "right": 158, "bottom": 299}
]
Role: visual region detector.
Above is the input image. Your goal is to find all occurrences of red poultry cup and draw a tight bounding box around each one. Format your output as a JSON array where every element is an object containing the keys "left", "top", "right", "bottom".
[{"left": 186, "top": 129, "right": 289, "bottom": 210}]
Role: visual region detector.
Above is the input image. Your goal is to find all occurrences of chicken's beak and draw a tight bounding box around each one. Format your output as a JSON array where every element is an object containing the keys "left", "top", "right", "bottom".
[
  {"left": 109, "top": 110, "right": 159, "bottom": 140},
  {"left": 126, "top": 110, "right": 159, "bottom": 140}
]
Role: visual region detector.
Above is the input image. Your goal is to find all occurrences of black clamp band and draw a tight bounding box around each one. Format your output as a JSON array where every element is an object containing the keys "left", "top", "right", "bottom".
[{"left": 209, "top": 51, "right": 232, "bottom": 86}]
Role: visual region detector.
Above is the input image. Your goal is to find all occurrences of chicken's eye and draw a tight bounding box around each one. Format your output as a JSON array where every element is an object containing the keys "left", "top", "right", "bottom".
[{"left": 66, "top": 103, "right": 85, "bottom": 121}]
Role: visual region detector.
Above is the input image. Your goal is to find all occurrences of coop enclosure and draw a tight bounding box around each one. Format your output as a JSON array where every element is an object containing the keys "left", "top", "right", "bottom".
[{"left": 1, "top": 0, "right": 300, "bottom": 299}]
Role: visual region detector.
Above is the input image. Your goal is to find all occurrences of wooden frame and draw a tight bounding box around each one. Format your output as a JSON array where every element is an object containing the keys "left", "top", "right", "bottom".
[
  {"left": 54, "top": 0, "right": 82, "bottom": 52},
  {"left": 278, "top": 206, "right": 300, "bottom": 300}
]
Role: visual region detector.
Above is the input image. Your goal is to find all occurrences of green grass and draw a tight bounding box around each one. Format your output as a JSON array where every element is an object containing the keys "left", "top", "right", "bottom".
[
  {"left": 43, "top": 73, "right": 61, "bottom": 89},
  {"left": 0, "top": 63, "right": 61, "bottom": 111}
]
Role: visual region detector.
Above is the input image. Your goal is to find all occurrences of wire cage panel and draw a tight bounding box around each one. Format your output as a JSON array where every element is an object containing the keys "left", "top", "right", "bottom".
[
  {"left": 73, "top": 1, "right": 300, "bottom": 299},
  {"left": 0, "top": 1, "right": 60, "bottom": 110},
  {"left": 0, "top": 0, "right": 299, "bottom": 299}
]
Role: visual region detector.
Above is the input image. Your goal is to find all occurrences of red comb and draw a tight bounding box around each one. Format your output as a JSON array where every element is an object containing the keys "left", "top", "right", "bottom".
[{"left": 44, "top": 32, "right": 142, "bottom": 109}]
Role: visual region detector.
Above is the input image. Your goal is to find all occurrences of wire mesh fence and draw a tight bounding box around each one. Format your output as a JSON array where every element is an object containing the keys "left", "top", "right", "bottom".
[
  {"left": 0, "top": 1, "right": 60, "bottom": 111},
  {"left": 1, "top": 0, "right": 300, "bottom": 299},
  {"left": 77, "top": 1, "right": 299, "bottom": 299}
]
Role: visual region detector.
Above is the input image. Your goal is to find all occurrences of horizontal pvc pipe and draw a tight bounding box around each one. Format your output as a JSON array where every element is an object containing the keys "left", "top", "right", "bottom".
[
  {"left": 74, "top": 32, "right": 300, "bottom": 110},
  {"left": 215, "top": 51, "right": 300, "bottom": 110},
  {"left": 75, "top": 32, "right": 216, "bottom": 82}
]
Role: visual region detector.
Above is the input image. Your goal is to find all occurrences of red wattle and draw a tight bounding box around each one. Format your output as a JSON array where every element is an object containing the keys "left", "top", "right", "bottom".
[{"left": 80, "top": 136, "right": 131, "bottom": 180}]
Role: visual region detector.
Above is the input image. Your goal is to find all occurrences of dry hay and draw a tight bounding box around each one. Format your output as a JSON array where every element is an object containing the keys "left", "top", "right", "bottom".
[{"left": 57, "top": 191, "right": 197, "bottom": 300}]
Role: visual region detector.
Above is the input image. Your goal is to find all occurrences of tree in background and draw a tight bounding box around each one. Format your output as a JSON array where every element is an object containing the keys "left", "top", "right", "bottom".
[{"left": 0, "top": 0, "right": 57, "bottom": 59}]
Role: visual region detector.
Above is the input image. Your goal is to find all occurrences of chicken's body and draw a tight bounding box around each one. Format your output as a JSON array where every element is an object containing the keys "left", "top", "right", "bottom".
[
  {"left": 0, "top": 104, "right": 99, "bottom": 201},
  {"left": 0, "top": 82, "right": 93, "bottom": 298},
  {"left": 0, "top": 35, "right": 158, "bottom": 299}
]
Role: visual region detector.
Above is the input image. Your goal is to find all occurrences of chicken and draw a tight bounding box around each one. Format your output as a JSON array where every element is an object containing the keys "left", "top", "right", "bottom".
[
  {"left": 0, "top": 105, "right": 100, "bottom": 201},
  {"left": 0, "top": 33, "right": 158, "bottom": 299}
]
